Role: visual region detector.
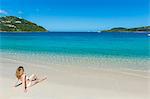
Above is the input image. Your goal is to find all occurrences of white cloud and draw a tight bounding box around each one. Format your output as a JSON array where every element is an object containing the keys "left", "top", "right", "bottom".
[{"left": 0, "top": 9, "right": 8, "bottom": 14}]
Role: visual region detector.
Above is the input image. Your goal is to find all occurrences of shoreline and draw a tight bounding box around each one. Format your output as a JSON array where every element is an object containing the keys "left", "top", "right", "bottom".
[
  {"left": 1, "top": 51, "right": 149, "bottom": 71},
  {"left": 1, "top": 56, "right": 150, "bottom": 77}
]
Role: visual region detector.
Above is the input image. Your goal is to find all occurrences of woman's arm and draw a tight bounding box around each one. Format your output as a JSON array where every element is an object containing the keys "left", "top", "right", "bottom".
[
  {"left": 22, "top": 74, "right": 27, "bottom": 92},
  {"left": 14, "top": 79, "right": 23, "bottom": 87},
  {"left": 24, "top": 75, "right": 27, "bottom": 90}
]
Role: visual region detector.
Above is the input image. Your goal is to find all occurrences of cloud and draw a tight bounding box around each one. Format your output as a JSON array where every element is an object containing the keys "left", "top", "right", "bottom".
[{"left": 0, "top": 9, "right": 8, "bottom": 14}]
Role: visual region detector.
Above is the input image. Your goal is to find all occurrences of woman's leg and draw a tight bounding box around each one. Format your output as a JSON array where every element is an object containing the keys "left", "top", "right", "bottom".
[{"left": 29, "top": 74, "right": 38, "bottom": 81}]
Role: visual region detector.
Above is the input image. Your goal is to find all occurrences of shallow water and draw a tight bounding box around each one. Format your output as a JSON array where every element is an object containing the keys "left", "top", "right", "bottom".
[{"left": 0, "top": 32, "right": 149, "bottom": 71}]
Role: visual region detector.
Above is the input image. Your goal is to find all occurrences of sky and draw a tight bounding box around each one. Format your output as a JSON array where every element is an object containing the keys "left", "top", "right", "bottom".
[{"left": 0, "top": 0, "right": 149, "bottom": 31}]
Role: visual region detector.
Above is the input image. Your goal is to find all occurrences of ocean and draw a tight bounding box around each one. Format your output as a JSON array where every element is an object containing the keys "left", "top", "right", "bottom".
[{"left": 0, "top": 32, "right": 149, "bottom": 71}]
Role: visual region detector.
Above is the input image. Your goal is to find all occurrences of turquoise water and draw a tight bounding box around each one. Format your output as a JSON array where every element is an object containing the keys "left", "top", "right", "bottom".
[
  {"left": 0, "top": 32, "right": 149, "bottom": 58},
  {"left": 0, "top": 32, "right": 149, "bottom": 70}
]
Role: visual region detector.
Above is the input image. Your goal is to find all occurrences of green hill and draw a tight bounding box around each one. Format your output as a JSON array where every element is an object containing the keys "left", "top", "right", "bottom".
[
  {"left": 101, "top": 26, "right": 150, "bottom": 32},
  {"left": 0, "top": 16, "right": 48, "bottom": 32}
]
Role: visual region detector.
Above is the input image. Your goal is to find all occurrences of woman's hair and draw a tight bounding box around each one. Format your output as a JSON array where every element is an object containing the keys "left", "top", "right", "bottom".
[{"left": 16, "top": 66, "right": 24, "bottom": 79}]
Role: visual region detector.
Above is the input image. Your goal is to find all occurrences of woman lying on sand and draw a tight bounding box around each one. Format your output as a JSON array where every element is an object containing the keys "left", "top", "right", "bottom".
[{"left": 15, "top": 66, "right": 46, "bottom": 92}]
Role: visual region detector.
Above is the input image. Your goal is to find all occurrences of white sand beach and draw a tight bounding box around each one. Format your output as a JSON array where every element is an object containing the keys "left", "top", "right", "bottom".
[{"left": 0, "top": 56, "right": 150, "bottom": 99}]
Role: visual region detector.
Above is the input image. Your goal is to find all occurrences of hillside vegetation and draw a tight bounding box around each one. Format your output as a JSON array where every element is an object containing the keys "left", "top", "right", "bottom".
[{"left": 0, "top": 16, "right": 48, "bottom": 32}]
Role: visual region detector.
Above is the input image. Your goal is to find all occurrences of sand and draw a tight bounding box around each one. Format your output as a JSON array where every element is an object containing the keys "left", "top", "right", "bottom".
[{"left": 0, "top": 57, "right": 150, "bottom": 99}]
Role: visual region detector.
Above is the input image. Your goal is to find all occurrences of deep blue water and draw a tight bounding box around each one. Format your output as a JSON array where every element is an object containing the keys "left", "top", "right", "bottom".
[{"left": 0, "top": 32, "right": 149, "bottom": 58}]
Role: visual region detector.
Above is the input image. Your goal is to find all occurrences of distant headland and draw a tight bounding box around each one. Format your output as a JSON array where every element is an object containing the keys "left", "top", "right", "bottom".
[
  {"left": 100, "top": 26, "right": 150, "bottom": 33},
  {"left": 0, "top": 16, "right": 48, "bottom": 32},
  {"left": 1, "top": 16, "right": 149, "bottom": 33}
]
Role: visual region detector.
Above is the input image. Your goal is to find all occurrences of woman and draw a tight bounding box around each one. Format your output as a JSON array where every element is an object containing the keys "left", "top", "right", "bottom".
[{"left": 15, "top": 66, "right": 39, "bottom": 92}]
